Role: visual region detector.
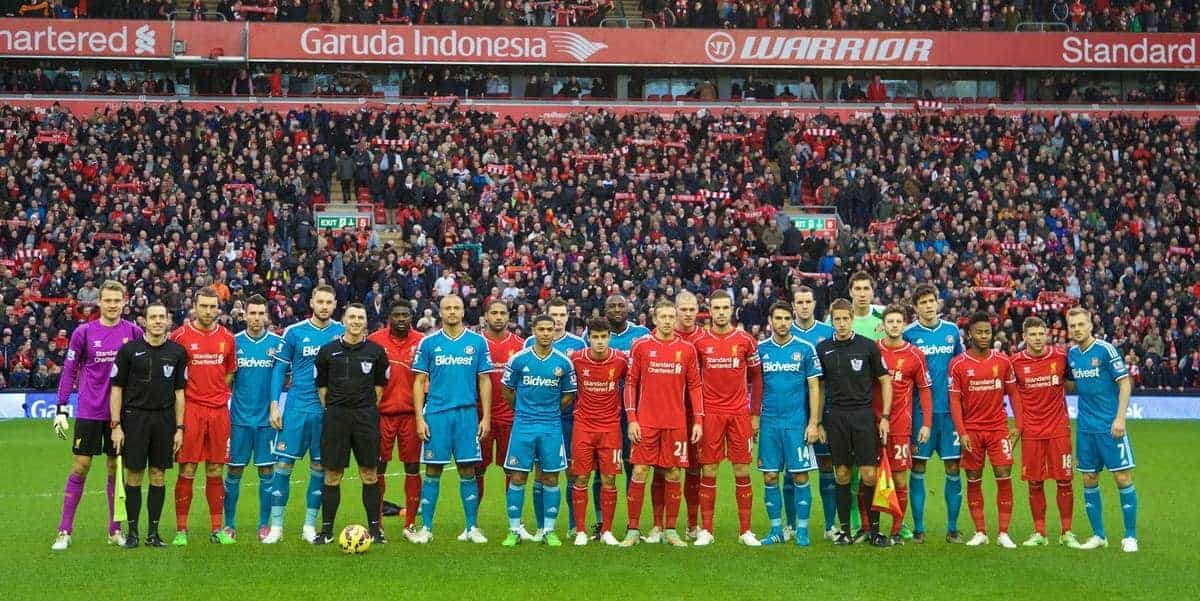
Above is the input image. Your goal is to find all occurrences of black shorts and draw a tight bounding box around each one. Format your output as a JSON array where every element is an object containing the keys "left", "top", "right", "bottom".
[
  {"left": 73, "top": 418, "right": 116, "bottom": 457},
  {"left": 122, "top": 408, "right": 176, "bottom": 470},
  {"left": 825, "top": 407, "right": 879, "bottom": 468},
  {"left": 321, "top": 406, "right": 381, "bottom": 471}
]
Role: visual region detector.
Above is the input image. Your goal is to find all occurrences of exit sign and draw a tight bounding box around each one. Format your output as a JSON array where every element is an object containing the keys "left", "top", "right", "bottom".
[
  {"left": 792, "top": 217, "right": 838, "bottom": 232},
  {"left": 317, "top": 214, "right": 371, "bottom": 229}
]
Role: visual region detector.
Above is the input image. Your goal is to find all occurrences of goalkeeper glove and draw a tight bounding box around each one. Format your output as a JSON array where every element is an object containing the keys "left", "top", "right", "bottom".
[{"left": 53, "top": 405, "right": 69, "bottom": 440}]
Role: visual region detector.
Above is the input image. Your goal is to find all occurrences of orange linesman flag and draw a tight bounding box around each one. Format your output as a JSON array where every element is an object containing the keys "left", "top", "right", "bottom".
[{"left": 872, "top": 452, "right": 903, "bottom": 518}]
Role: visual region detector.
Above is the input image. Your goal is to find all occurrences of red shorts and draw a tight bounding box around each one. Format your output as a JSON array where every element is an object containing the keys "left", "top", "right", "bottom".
[
  {"left": 480, "top": 421, "right": 513, "bottom": 468},
  {"left": 1021, "top": 435, "right": 1073, "bottom": 482},
  {"left": 380, "top": 413, "right": 421, "bottom": 464},
  {"left": 178, "top": 404, "right": 230, "bottom": 464},
  {"left": 961, "top": 429, "right": 1014, "bottom": 471},
  {"left": 883, "top": 435, "right": 913, "bottom": 472},
  {"left": 631, "top": 427, "right": 690, "bottom": 469},
  {"left": 571, "top": 428, "right": 623, "bottom": 477},
  {"left": 699, "top": 413, "right": 753, "bottom": 465}
]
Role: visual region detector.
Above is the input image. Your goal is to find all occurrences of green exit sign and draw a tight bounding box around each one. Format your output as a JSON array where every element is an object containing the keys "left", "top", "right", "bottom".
[
  {"left": 317, "top": 214, "right": 371, "bottom": 229},
  {"left": 793, "top": 217, "right": 838, "bottom": 231}
]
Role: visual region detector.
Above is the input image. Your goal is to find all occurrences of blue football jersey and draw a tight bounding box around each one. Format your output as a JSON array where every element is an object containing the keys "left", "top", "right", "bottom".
[
  {"left": 231, "top": 330, "right": 280, "bottom": 427},
  {"left": 413, "top": 328, "right": 494, "bottom": 414},
  {"left": 524, "top": 332, "right": 589, "bottom": 355},
  {"left": 1068, "top": 339, "right": 1130, "bottom": 434},
  {"left": 903, "top": 319, "right": 964, "bottom": 414},
  {"left": 271, "top": 319, "right": 345, "bottom": 415},
  {"left": 502, "top": 348, "right": 577, "bottom": 426},
  {"left": 791, "top": 320, "right": 834, "bottom": 349},
  {"left": 757, "top": 335, "right": 823, "bottom": 424},
  {"left": 606, "top": 322, "right": 651, "bottom": 352}
]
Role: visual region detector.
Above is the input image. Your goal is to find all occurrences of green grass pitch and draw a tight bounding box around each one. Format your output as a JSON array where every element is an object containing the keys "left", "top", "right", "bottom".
[{"left": 4, "top": 419, "right": 1198, "bottom": 600}]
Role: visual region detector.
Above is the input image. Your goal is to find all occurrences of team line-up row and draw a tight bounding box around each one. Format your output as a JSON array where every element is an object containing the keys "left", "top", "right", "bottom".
[{"left": 48, "top": 275, "right": 1139, "bottom": 552}]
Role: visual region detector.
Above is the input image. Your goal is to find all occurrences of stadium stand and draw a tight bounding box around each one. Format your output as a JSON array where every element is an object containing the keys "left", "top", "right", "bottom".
[{"left": 0, "top": 100, "right": 1197, "bottom": 392}]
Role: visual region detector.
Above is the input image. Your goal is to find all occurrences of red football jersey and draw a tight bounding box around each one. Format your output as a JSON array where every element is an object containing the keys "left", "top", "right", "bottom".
[
  {"left": 1010, "top": 346, "right": 1070, "bottom": 440},
  {"left": 624, "top": 334, "right": 703, "bottom": 429},
  {"left": 948, "top": 350, "right": 1017, "bottom": 432},
  {"left": 483, "top": 330, "right": 523, "bottom": 425},
  {"left": 571, "top": 348, "right": 627, "bottom": 433},
  {"left": 874, "top": 341, "right": 933, "bottom": 436},
  {"left": 170, "top": 321, "right": 236, "bottom": 409},
  {"left": 693, "top": 328, "right": 760, "bottom": 416},
  {"left": 367, "top": 327, "right": 423, "bottom": 415}
]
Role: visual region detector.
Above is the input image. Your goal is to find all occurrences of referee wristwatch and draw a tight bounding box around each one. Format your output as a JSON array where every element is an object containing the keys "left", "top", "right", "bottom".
[
  {"left": 880, "top": 413, "right": 890, "bottom": 420},
  {"left": 110, "top": 421, "right": 121, "bottom": 430},
  {"left": 176, "top": 425, "right": 185, "bottom": 431}
]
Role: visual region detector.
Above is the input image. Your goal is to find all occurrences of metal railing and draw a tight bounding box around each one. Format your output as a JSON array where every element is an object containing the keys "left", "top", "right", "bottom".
[
  {"left": 599, "top": 17, "right": 656, "bottom": 28},
  {"left": 1015, "top": 21, "right": 1069, "bottom": 32}
]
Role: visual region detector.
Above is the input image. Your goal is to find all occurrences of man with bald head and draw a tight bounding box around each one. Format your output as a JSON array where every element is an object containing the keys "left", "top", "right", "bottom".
[{"left": 411, "top": 294, "right": 494, "bottom": 544}]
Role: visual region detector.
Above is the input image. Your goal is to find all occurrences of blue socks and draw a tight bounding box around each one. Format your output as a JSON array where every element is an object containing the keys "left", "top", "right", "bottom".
[
  {"left": 782, "top": 478, "right": 796, "bottom": 529},
  {"left": 506, "top": 482, "right": 526, "bottom": 530},
  {"left": 1084, "top": 484, "right": 1105, "bottom": 539},
  {"left": 223, "top": 471, "right": 242, "bottom": 530},
  {"left": 268, "top": 464, "right": 293, "bottom": 528},
  {"left": 592, "top": 472, "right": 603, "bottom": 527},
  {"left": 420, "top": 474, "right": 441, "bottom": 531},
  {"left": 532, "top": 480, "right": 545, "bottom": 530},
  {"left": 1118, "top": 483, "right": 1138, "bottom": 539},
  {"left": 543, "top": 485, "right": 560, "bottom": 532},
  {"left": 304, "top": 467, "right": 324, "bottom": 528},
  {"left": 910, "top": 471, "right": 927, "bottom": 533},
  {"left": 794, "top": 480, "right": 812, "bottom": 531},
  {"left": 945, "top": 473, "right": 962, "bottom": 533},
  {"left": 257, "top": 471, "right": 273, "bottom": 529},
  {"left": 818, "top": 471, "right": 837, "bottom": 531},
  {"left": 763, "top": 483, "right": 783, "bottom": 530},
  {"left": 460, "top": 477, "right": 480, "bottom": 530}
]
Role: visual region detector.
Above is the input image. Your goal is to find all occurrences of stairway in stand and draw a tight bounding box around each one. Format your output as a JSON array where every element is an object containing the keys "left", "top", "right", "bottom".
[{"left": 619, "top": 0, "right": 643, "bottom": 22}]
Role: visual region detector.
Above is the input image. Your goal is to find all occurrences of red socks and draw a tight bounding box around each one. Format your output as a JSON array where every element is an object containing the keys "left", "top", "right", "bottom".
[
  {"left": 997, "top": 477, "right": 1013, "bottom": 534},
  {"left": 600, "top": 487, "right": 617, "bottom": 534},
  {"left": 698, "top": 475, "right": 717, "bottom": 532},
  {"left": 967, "top": 477, "right": 985, "bottom": 533},
  {"left": 626, "top": 479, "right": 647, "bottom": 530},
  {"left": 684, "top": 471, "right": 700, "bottom": 530},
  {"left": 404, "top": 474, "right": 422, "bottom": 528},
  {"left": 175, "top": 474, "right": 194, "bottom": 532},
  {"left": 664, "top": 479, "right": 682, "bottom": 530},
  {"left": 378, "top": 473, "right": 387, "bottom": 518},
  {"left": 476, "top": 475, "right": 485, "bottom": 508},
  {"left": 1029, "top": 481, "right": 1047, "bottom": 535},
  {"left": 1056, "top": 480, "right": 1074, "bottom": 533},
  {"left": 204, "top": 476, "right": 223, "bottom": 532},
  {"left": 572, "top": 483, "right": 590, "bottom": 534},
  {"left": 651, "top": 472, "right": 666, "bottom": 529},
  {"left": 734, "top": 475, "right": 753, "bottom": 534},
  {"left": 857, "top": 482, "right": 873, "bottom": 530},
  {"left": 892, "top": 485, "right": 909, "bottom": 536}
]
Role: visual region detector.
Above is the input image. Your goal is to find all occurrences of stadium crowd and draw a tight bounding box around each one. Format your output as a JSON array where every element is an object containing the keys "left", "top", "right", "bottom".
[
  {"left": 0, "top": 100, "right": 1197, "bottom": 392},
  {"left": 3, "top": 0, "right": 1198, "bottom": 32}
]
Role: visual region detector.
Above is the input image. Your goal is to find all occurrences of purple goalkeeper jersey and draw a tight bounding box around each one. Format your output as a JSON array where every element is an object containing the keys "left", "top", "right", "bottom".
[{"left": 57, "top": 319, "right": 144, "bottom": 420}]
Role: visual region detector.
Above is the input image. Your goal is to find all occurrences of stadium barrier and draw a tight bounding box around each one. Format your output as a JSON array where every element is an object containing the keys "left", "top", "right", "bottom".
[
  {"left": 0, "top": 18, "right": 1195, "bottom": 69},
  {"left": 2, "top": 391, "right": 1198, "bottom": 421}
]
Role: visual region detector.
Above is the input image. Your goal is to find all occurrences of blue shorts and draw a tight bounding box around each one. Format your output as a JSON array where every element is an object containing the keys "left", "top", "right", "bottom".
[
  {"left": 758, "top": 422, "right": 818, "bottom": 473},
  {"left": 912, "top": 412, "right": 960, "bottom": 461},
  {"left": 1076, "top": 432, "right": 1135, "bottom": 473},
  {"left": 230, "top": 424, "right": 275, "bottom": 467},
  {"left": 561, "top": 414, "right": 574, "bottom": 460},
  {"left": 505, "top": 422, "right": 567, "bottom": 473},
  {"left": 273, "top": 411, "right": 322, "bottom": 463},
  {"left": 421, "top": 406, "right": 482, "bottom": 465}
]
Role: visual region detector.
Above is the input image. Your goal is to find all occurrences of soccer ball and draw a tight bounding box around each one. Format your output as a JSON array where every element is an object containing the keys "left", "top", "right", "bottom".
[{"left": 339, "top": 525, "right": 372, "bottom": 554}]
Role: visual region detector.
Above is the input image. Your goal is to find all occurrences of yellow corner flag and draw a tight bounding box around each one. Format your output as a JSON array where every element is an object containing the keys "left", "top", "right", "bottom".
[
  {"left": 112, "top": 456, "right": 127, "bottom": 523},
  {"left": 872, "top": 452, "right": 902, "bottom": 518}
]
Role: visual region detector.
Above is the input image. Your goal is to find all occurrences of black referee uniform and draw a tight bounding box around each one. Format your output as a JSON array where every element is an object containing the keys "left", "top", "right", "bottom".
[
  {"left": 111, "top": 338, "right": 188, "bottom": 471},
  {"left": 110, "top": 337, "right": 187, "bottom": 546},
  {"left": 816, "top": 332, "right": 887, "bottom": 540},
  {"left": 314, "top": 335, "right": 390, "bottom": 542}
]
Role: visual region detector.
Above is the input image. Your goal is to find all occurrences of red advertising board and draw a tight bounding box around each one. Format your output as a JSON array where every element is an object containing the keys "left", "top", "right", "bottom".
[{"left": 0, "top": 19, "right": 1195, "bottom": 70}]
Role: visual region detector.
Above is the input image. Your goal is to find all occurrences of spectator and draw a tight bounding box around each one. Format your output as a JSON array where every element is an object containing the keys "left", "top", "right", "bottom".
[
  {"left": 837, "top": 75, "right": 864, "bottom": 102},
  {"left": 865, "top": 75, "right": 887, "bottom": 102},
  {"left": 796, "top": 75, "right": 820, "bottom": 101}
]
